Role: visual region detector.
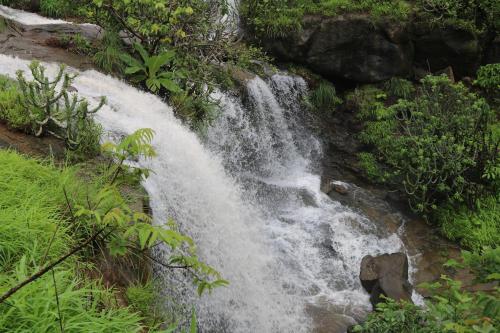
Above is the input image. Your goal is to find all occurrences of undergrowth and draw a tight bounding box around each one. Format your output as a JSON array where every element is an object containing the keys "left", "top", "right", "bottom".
[{"left": 0, "top": 150, "right": 145, "bottom": 332}]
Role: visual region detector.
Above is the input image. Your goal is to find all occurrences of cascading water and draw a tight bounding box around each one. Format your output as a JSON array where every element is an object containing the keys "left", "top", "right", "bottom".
[{"left": 0, "top": 8, "right": 412, "bottom": 331}]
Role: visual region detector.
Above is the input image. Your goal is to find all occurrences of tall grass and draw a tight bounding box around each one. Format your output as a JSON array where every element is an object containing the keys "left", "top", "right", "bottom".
[{"left": 0, "top": 150, "right": 146, "bottom": 332}]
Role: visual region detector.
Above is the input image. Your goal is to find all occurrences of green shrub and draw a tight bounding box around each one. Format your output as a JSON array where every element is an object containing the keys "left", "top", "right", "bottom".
[
  {"left": 357, "top": 152, "right": 388, "bottom": 183},
  {"left": 358, "top": 75, "right": 498, "bottom": 215},
  {"left": 416, "top": 0, "right": 500, "bottom": 33},
  {"left": 308, "top": 81, "right": 342, "bottom": 113},
  {"left": 445, "top": 247, "right": 500, "bottom": 283},
  {"left": 59, "top": 33, "right": 94, "bottom": 55},
  {"left": 475, "top": 63, "right": 500, "bottom": 106}
]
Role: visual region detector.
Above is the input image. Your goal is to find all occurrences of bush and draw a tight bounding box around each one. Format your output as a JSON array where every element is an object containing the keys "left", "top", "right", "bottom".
[
  {"left": 308, "top": 81, "right": 342, "bottom": 113},
  {"left": 358, "top": 75, "right": 498, "bottom": 215}
]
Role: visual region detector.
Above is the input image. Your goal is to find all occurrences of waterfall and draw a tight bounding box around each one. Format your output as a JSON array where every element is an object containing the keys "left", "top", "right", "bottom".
[{"left": 0, "top": 57, "right": 405, "bottom": 333}]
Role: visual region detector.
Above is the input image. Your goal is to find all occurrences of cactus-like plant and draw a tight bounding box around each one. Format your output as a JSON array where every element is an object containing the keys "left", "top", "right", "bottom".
[{"left": 16, "top": 61, "right": 106, "bottom": 150}]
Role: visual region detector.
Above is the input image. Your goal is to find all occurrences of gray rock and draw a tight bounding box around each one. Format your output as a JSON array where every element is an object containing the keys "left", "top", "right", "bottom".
[
  {"left": 260, "top": 15, "right": 487, "bottom": 83},
  {"left": 263, "top": 14, "right": 412, "bottom": 83},
  {"left": 360, "top": 253, "right": 413, "bottom": 307}
]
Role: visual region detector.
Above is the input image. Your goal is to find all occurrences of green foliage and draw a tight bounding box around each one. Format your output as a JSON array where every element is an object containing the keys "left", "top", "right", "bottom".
[
  {"left": 383, "top": 77, "right": 415, "bottom": 99},
  {"left": 446, "top": 247, "right": 500, "bottom": 283},
  {"left": 126, "top": 282, "right": 166, "bottom": 328},
  {"left": 308, "top": 81, "right": 342, "bottom": 113},
  {"left": 475, "top": 63, "right": 500, "bottom": 107},
  {"left": 121, "top": 43, "right": 182, "bottom": 94},
  {"left": 416, "top": 0, "right": 500, "bottom": 33},
  {"left": 241, "top": 0, "right": 411, "bottom": 38},
  {"left": 93, "top": 31, "right": 125, "bottom": 74},
  {"left": 59, "top": 33, "right": 94, "bottom": 55},
  {"left": 436, "top": 195, "right": 499, "bottom": 250},
  {"left": 357, "top": 152, "right": 388, "bottom": 183},
  {"left": 358, "top": 75, "right": 498, "bottom": 216},
  {"left": 354, "top": 251, "right": 500, "bottom": 333},
  {"left": 16, "top": 61, "right": 104, "bottom": 156},
  {"left": 0, "top": 75, "right": 32, "bottom": 130},
  {"left": 40, "top": 0, "right": 71, "bottom": 18},
  {"left": 0, "top": 150, "right": 145, "bottom": 332},
  {"left": 353, "top": 298, "right": 437, "bottom": 333}
]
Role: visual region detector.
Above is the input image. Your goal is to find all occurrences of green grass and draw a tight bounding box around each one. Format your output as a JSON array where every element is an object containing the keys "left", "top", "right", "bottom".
[
  {"left": 0, "top": 150, "right": 146, "bottom": 332},
  {"left": 308, "top": 81, "right": 342, "bottom": 113},
  {"left": 241, "top": 0, "right": 411, "bottom": 38}
]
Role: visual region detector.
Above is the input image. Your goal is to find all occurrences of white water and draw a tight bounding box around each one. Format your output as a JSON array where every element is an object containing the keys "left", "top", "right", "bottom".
[{"left": 0, "top": 5, "right": 68, "bottom": 25}]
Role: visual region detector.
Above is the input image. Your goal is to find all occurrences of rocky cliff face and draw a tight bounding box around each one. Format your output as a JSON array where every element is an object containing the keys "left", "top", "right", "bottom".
[{"left": 261, "top": 14, "right": 496, "bottom": 83}]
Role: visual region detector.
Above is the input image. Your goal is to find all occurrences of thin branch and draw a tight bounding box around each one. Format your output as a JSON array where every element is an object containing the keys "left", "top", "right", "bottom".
[
  {"left": 0, "top": 228, "right": 109, "bottom": 304},
  {"left": 51, "top": 269, "right": 65, "bottom": 333}
]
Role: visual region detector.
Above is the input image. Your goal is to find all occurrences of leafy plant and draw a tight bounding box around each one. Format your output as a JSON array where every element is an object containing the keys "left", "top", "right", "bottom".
[
  {"left": 121, "top": 43, "right": 182, "bottom": 94},
  {"left": 358, "top": 75, "right": 498, "bottom": 216}
]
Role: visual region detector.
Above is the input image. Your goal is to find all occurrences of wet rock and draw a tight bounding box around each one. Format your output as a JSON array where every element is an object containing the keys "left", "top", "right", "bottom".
[
  {"left": 332, "top": 181, "right": 349, "bottom": 195},
  {"left": 260, "top": 15, "right": 488, "bottom": 83},
  {"left": 360, "top": 253, "right": 413, "bottom": 307}
]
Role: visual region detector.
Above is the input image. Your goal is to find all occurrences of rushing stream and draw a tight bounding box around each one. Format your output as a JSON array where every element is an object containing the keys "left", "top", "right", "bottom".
[{"left": 0, "top": 8, "right": 413, "bottom": 332}]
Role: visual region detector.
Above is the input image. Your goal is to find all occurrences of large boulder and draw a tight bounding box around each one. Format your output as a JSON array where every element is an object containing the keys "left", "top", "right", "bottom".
[
  {"left": 412, "top": 23, "right": 481, "bottom": 78},
  {"left": 360, "top": 253, "right": 413, "bottom": 307},
  {"left": 260, "top": 15, "right": 489, "bottom": 83},
  {"left": 263, "top": 14, "right": 413, "bottom": 83}
]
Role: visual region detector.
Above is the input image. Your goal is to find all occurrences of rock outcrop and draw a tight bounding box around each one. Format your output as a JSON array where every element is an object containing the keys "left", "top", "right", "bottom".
[
  {"left": 261, "top": 14, "right": 489, "bottom": 83},
  {"left": 359, "top": 253, "right": 413, "bottom": 307}
]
